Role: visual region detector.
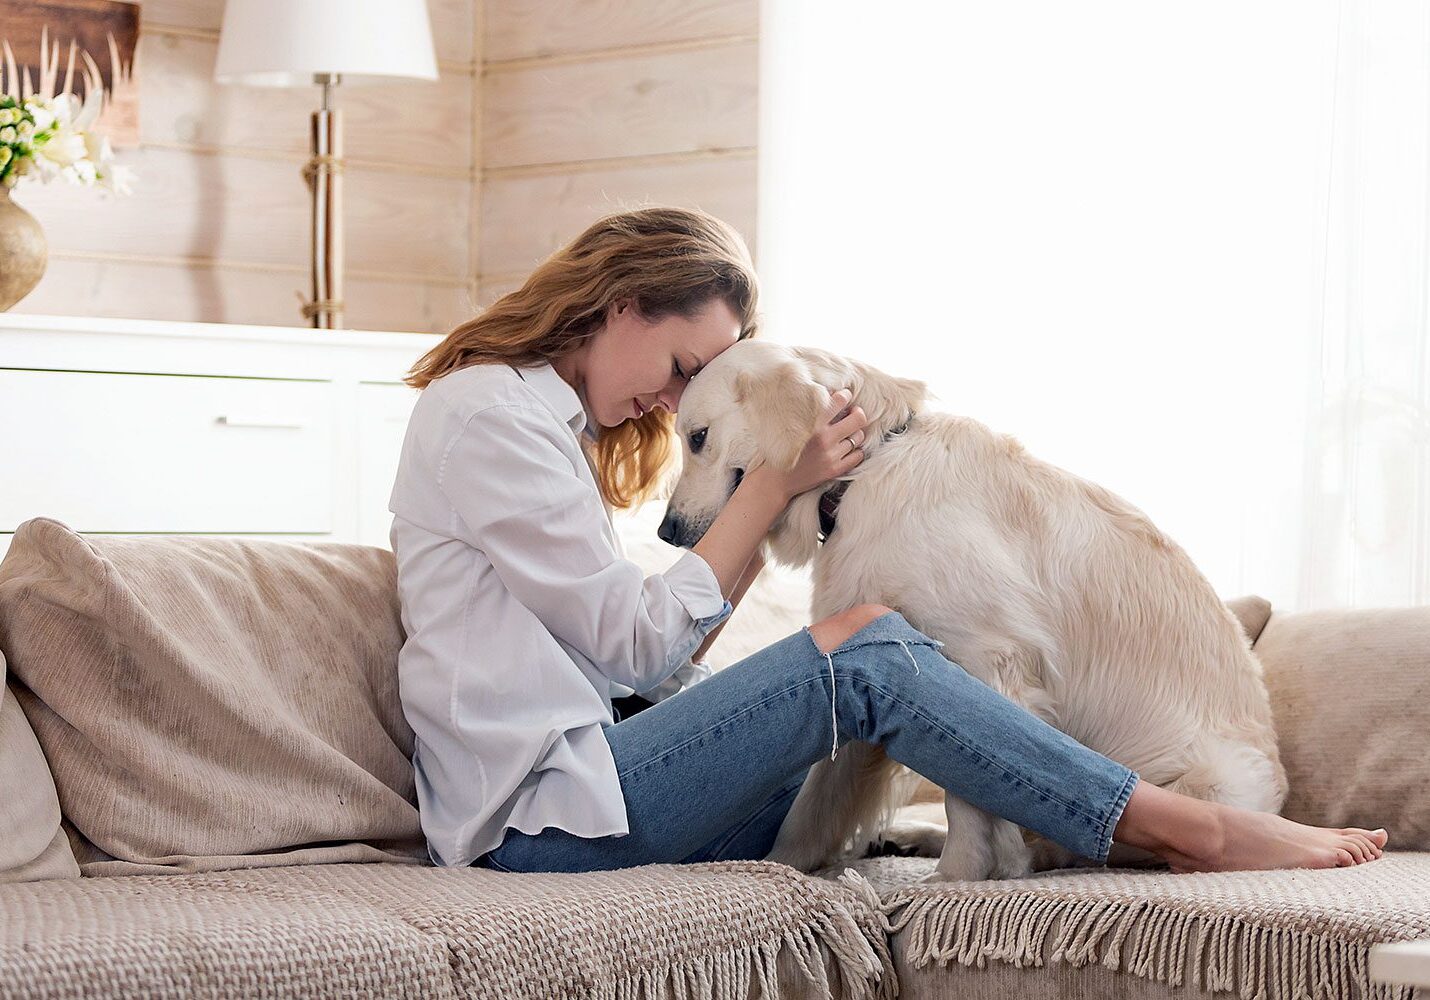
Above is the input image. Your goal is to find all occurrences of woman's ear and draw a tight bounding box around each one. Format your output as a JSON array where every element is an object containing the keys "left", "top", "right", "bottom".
[{"left": 734, "top": 360, "right": 829, "bottom": 472}]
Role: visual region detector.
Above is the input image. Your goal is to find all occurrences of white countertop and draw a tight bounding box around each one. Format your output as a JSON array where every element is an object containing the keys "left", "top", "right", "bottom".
[{"left": 0, "top": 312, "right": 442, "bottom": 349}]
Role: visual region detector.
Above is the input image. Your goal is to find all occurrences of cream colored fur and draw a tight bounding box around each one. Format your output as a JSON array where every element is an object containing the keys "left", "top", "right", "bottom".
[{"left": 662, "top": 339, "right": 1288, "bottom": 882}]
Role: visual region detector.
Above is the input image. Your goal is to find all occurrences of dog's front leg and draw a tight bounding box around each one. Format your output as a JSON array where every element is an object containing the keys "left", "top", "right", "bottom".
[
  {"left": 764, "top": 740, "right": 881, "bottom": 872},
  {"left": 924, "top": 796, "right": 1032, "bottom": 882}
]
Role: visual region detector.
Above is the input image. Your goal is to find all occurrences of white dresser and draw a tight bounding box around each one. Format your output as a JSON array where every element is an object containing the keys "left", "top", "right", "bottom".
[{"left": 0, "top": 314, "right": 442, "bottom": 559}]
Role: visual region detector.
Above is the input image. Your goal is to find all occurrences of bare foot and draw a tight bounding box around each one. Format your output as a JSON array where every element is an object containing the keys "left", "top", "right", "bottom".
[
  {"left": 1162, "top": 803, "right": 1388, "bottom": 873},
  {"left": 1113, "top": 779, "right": 1389, "bottom": 873}
]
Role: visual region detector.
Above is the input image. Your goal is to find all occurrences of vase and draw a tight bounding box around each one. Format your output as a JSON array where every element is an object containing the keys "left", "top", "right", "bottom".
[{"left": 0, "top": 184, "right": 47, "bottom": 311}]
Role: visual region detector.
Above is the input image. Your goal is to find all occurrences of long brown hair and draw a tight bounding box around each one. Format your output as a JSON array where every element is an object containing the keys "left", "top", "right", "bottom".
[{"left": 404, "top": 206, "right": 760, "bottom": 508}]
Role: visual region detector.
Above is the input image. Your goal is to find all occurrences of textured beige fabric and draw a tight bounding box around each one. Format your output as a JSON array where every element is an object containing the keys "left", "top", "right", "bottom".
[
  {"left": 0, "top": 648, "right": 79, "bottom": 883},
  {"left": 0, "top": 859, "right": 896, "bottom": 1000},
  {"left": 1256, "top": 604, "right": 1430, "bottom": 850},
  {"left": 0, "top": 517, "right": 426, "bottom": 874},
  {"left": 1224, "top": 593, "right": 1274, "bottom": 645},
  {"left": 816, "top": 854, "right": 1430, "bottom": 1000},
  {"left": 890, "top": 951, "right": 1229, "bottom": 1000}
]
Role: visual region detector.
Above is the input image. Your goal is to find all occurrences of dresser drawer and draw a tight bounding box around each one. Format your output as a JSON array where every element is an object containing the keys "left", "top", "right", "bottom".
[
  {"left": 356, "top": 381, "right": 421, "bottom": 548},
  {"left": 0, "top": 369, "right": 335, "bottom": 533}
]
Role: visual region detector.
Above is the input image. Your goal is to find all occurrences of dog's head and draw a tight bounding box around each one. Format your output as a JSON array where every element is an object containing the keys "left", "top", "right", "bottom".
[{"left": 658, "top": 339, "right": 929, "bottom": 565}]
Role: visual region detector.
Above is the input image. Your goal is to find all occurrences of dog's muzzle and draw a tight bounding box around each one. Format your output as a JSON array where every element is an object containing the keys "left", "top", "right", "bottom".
[{"left": 657, "top": 509, "right": 701, "bottom": 549}]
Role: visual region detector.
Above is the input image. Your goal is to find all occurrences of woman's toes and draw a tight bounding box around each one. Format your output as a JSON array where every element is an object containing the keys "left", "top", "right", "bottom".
[
  {"left": 1335, "top": 848, "right": 1355, "bottom": 867},
  {"left": 1348, "top": 827, "right": 1390, "bottom": 850},
  {"left": 1345, "top": 829, "right": 1388, "bottom": 858}
]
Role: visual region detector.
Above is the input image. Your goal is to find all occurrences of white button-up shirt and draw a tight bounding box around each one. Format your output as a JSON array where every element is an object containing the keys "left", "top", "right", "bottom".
[{"left": 387, "top": 360, "right": 733, "bottom": 867}]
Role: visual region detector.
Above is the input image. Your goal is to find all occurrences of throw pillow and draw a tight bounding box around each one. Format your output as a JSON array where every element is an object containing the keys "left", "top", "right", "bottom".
[
  {"left": 0, "top": 646, "right": 79, "bottom": 882},
  {"left": 0, "top": 517, "right": 426, "bottom": 874}
]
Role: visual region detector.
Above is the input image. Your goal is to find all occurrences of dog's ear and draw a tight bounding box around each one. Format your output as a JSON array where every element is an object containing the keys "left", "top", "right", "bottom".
[
  {"left": 790, "top": 346, "right": 929, "bottom": 443},
  {"left": 850, "top": 363, "right": 928, "bottom": 439},
  {"left": 734, "top": 360, "right": 829, "bottom": 472}
]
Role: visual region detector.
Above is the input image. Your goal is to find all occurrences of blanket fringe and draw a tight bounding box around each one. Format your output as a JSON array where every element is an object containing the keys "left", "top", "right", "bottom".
[
  {"left": 878, "top": 888, "right": 1415, "bottom": 1000},
  {"left": 597, "top": 867, "right": 898, "bottom": 1000}
]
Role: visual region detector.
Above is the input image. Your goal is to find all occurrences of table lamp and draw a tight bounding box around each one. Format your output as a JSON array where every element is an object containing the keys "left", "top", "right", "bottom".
[{"left": 213, "top": 0, "right": 439, "bottom": 329}]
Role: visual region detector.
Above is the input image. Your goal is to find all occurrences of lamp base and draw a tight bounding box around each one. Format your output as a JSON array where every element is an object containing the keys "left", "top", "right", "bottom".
[{"left": 302, "top": 74, "right": 344, "bottom": 329}]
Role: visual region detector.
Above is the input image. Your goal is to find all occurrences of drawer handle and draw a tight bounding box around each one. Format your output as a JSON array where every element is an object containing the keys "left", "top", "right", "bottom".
[{"left": 215, "top": 414, "right": 307, "bottom": 430}]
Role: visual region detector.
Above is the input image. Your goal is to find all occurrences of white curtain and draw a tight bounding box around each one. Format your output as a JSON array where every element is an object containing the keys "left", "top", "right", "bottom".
[{"left": 757, "top": 0, "right": 1430, "bottom": 611}]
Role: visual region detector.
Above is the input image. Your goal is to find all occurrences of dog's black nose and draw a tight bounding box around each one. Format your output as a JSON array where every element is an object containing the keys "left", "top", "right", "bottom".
[{"left": 657, "top": 510, "right": 683, "bottom": 546}]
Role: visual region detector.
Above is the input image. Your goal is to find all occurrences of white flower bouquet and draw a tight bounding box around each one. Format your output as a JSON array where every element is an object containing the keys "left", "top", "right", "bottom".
[{"left": 0, "top": 29, "right": 135, "bottom": 196}]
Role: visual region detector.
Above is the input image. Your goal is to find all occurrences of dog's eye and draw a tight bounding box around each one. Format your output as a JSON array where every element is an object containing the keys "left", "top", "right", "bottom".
[{"left": 688, "top": 428, "right": 708, "bottom": 453}]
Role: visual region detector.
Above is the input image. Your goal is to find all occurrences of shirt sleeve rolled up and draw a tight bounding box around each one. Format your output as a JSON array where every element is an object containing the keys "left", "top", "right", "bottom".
[{"left": 435, "top": 401, "right": 733, "bottom": 696}]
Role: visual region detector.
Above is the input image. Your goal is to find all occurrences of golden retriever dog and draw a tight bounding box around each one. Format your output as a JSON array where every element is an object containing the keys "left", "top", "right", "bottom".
[{"left": 657, "top": 339, "right": 1288, "bottom": 882}]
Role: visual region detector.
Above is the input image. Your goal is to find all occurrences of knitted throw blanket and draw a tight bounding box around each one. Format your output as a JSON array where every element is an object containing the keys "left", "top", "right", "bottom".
[
  {"left": 0, "top": 860, "right": 896, "bottom": 1000},
  {"left": 818, "top": 853, "right": 1430, "bottom": 1000}
]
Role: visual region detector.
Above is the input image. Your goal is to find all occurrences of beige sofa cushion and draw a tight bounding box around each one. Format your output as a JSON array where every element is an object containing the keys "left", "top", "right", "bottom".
[
  {"left": 0, "top": 648, "right": 79, "bottom": 883},
  {"left": 1224, "top": 594, "right": 1273, "bottom": 645},
  {"left": 0, "top": 517, "right": 426, "bottom": 875},
  {"left": 1256, "top": 603, "right": 1429, "bottom": 850}
]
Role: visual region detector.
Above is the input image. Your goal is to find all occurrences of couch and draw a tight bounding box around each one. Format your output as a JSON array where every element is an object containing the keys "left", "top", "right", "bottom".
[{"left": 0, "top": 514, "right": 1425, "bottom": 1000}]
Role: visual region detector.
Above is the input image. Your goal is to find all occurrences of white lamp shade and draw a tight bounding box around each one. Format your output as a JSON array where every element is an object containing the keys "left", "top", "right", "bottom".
[{"left": 214, "top": 0, "right": 439, "bottom": 87}]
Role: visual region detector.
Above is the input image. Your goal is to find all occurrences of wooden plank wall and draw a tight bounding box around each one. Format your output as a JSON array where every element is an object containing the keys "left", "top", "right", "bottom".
[
  {"left": 5, "top": 0, "right": 758, "bottom": 334},
  {"left": 477, "top": 0, "right": 759, "bottom": 308}
]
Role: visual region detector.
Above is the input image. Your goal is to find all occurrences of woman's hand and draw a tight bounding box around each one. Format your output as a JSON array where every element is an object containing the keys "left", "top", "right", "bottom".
[
  {"left": 755, "top": 387, "right": 870, "bottom": 502},
  {"left": 692, "top": 392, "right": 865, "bottom": 601}
]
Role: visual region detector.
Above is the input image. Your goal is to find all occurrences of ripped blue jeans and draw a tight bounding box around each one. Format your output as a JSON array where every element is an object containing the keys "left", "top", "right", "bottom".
[{"left": 474, "top": 610, "right": 1138, "bottom": 873}]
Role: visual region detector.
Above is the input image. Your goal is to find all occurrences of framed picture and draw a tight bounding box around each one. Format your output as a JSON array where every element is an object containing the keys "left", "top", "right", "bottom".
[{"left": 0, "top": 0, "right": 139, "bottom": 147}]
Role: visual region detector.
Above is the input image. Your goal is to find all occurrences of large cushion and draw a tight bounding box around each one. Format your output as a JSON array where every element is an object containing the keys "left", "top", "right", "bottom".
[
  {"left": 0, "top": 647, "right": 79, "bottom": 883},
  {"left": 0, "top": 517, "right": 426, "bottom": 875},
  {"left": 0, "top": 858, "right": 896, "bottom": 1000},
  {"left": 1255, "top": 603, "right": 1430, "bottom": 850},
  {"left": 820, "top": 853, "right": 1430, "bottom": 1000},
  {"left": 1224, "top": 593, "right": 1273, "bottom": 645}
]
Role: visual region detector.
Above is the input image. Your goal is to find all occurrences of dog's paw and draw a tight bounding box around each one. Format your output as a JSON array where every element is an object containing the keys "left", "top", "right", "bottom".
[
  {"left": 919, "top": 860, "right": 994, "bottom": 884},
  {"left": 764, "top": 840, "right": 838, "bottom": 874},
  {"left": 863, "top": 837, "right": 920, "bottom": 858},
  {"left": 871, "top": 818, "right": 947, "bottom": 858},
  {"left": 925, "top": 852, "right": 996, "bottom": 883},
  {"left": 990, "top": 852, "right": 1033, "bottom": 880}
]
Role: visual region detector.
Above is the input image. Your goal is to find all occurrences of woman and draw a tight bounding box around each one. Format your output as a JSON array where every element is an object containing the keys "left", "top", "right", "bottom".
[{"left": 389, "top": 206, "right": 1387, "bottom": 876}]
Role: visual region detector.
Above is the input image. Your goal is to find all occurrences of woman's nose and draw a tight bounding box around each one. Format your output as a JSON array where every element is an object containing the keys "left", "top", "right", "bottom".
[{"left": 659, "top": 386, "right": 682, "bottom": 413}]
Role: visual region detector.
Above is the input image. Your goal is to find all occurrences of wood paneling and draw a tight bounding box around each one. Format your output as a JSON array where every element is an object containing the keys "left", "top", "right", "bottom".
[
  {"left": 476, "top": 272, "right": 524, "bottom": 309},
  {"left": 480, "top": 151, "right": 756, "bottom": 276},
  {"left": 11, "top": 145, "right": 471, "bottom": 280},
  {"left": 140, "top": 31, "right": 471, "bottom": 172},
  {"left": 475, "top": 1, "right": 760, "bottom": 297},
  {"left": 482, "top": 42, "right": 758, "bottom": 169},
  {"left": 12, "top": 255, "right": 475, "bottom": 334},
  {"left": 485, "top": 0, "right": 756, "bottom": 62},
  {"left": 8, "top": 1, "right": 759, "bottom": 333}
]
